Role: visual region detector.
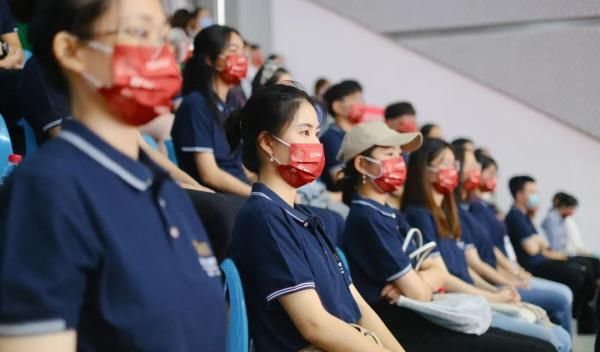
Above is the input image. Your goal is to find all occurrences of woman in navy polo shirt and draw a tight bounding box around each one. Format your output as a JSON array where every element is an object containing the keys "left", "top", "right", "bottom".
[
  {"left": 227, "top": 84, "right": 404, "bottom": 351},
  {"left": 402, "top": 138, "right": 570, "bottom": 351},
  {"left": 0, "top": 0, "right": 226, "bottom": 350},
  {"left": 453, "top": 142, "right": 573, "bottom": 336},
  {"left": 171, "top": 24, "right": 251, "bottom": 196},
  {"left": 338, "top": 123, "right": 555, "bottom": 351}
]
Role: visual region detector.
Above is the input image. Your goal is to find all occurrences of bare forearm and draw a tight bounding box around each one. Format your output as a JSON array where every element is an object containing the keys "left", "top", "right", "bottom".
[
  {"left": 0, "top": 33, "right": 23, "bottom": 68},
  {"left": 417, "top": 264, "right": 446, "bottom": 292},
  {"left": 467, "top": 257, "right": 513, "bottom": 287},
  {"left": 469, "top": 269, "right": 497, "bottom": 292},
  {"left": 494, "top": 248, "right": 517, "bottom": 273},
  {"left": 308, "top": 318, "right": 395, "bottom": 352},
  {"left": 444, "top": 272, "right": 495, "bottom": 299},
  {"left": 201, "top": 169, "right": 251, "bottom": 196},
  {"left": 0, "top": 330, "right": 76, "bottom": 352},
  {"left": 357, "top": 305, "right": 404, "bottom": 352},
  {"left": 140, "top": 137, "right": 210, "bottom": 191}
]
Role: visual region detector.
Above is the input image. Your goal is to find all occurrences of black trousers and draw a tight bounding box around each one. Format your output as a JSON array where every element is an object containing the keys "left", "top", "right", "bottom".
[
  {"left": 372, "top": 301, "right": 555, "bottom": 352},
  {"left": 184, "top": 190, "right": 246, "bottom": 262},
  {"left": 0, "top": 68, "right": 24, "bottom": 154},
  {"left": 531, "top": 257, "right": 598, "bottom": 332}
]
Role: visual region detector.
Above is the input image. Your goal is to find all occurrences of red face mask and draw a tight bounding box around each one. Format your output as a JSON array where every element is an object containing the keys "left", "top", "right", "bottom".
[
  {"left": 86, "top": 43, "right": 182, "bottom": 126},
  {"left": 396, "top": 119, "right": 417, "bottom": 133},
  {"left": 347, "top": 104, "right": 384, "bottom": 124},
  {"left": 364, "top": 156, "right": 407, "bottom": 193},
  {"left": 463, "top": 168, "right": 482, "bottom": 192},
  {"left": 272, "top": 136, "right": 325, "bottom": 188},
  {"left": 251, "top": 52, "right": 264, "bottom": 67},
  {"left": 479, "top": 176, "right": 497, "bottom": 192},
  {"left": 218, "top": 54, "right": 248, "bottom": 85},
  {"left": 431, "top": 166, "right": 459, "bottom": 195}
]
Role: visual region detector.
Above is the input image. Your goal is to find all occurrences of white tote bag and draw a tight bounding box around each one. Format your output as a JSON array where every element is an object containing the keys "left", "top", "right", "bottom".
[{"left": 397, "top": 293, "right": 492, "bottom": 335}]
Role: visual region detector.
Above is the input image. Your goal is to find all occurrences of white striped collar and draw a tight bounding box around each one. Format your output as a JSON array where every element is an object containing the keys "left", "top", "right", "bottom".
[
  {"left": 250, "top": 185, "right": 309, "bottom": 224},
  {"left": 351, "top": 199, "right": 397, "bottom": 219},
  {"left": 59, "top": 127, "right": 152, "bottom": 192}
]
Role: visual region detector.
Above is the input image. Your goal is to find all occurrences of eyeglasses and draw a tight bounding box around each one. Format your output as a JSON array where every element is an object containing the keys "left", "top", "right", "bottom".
[
  {"left": 428, "top": 160, "right": 460, "bottom": 172},
  {"left": 93, "top": 16, "right": 170, "bottom": 46}
]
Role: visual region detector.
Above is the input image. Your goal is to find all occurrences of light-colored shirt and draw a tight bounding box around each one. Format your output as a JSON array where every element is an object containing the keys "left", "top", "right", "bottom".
[{"left": 542, "top": 209, "right": 570, "bottom": 253}]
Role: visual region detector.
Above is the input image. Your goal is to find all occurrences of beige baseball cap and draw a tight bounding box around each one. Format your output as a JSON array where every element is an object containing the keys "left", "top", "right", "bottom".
[{"left": 337, "top": 122, "right": 422, "bottom": 163}]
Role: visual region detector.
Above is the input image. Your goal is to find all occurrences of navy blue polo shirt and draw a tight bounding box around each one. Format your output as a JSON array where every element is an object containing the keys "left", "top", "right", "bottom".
[
  {"left": 469, "top": 199, "right": 507, "bottom": 255},
  {"left": 405, "top": 205, "right": 474, "bottom": 284},
  {"left": 319, "top": 123, "right": 345, "bottom": 191},
  {"left": 0, "top": 0, "right": 17, "bottom": 35},
  {"left": 458, "top": 205, "right": 497, "bottom": 268},
  {"left": 171, "top": 90, "right": 247, "bottom": 184},
  {"left": 0, "top": 120, "right": 226, "bottom": 351},
  {"left": 17, "top": 57, "right": 70, "bottom": 142},
  {"left": 307, "top": 205, "right": 345, "bottom": 246},
  {"left": 341, "top": 194, "right": 415, "bottom": 305},
  {"left": 229, "top": 183, "right": 361, "bottom": 352},
  {"left": 505, "top": 206, "right": 547, "bottom": 270}
]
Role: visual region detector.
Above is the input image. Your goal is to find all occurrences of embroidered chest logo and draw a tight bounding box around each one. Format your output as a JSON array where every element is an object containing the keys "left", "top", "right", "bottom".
[{"left": 193, "top": 240, "right": 221, "bottom": 277}]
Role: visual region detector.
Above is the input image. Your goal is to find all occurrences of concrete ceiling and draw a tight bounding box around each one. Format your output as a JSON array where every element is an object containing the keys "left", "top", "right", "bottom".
[{"left": 311, "top": 0, "right": 600, "bottom": 140}]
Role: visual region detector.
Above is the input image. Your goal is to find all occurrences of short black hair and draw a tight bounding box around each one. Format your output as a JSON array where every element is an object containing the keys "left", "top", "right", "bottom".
[
  {"left": 314, "top": 77, "right": 329, "bottom": 94},
  {"left": 553, "top": 192, "right": 578, "bottom": 208},
  {"left": 170, "top": 9, "right": 192, "bottom": 29},
  {"left": 323, "top": 80, "right": 362, "bottom": 116},
  {"left": 421, "top": 123, "right": 438, "bottom": 137},
  {"left": 384, "top": 102, "right": 415, "bottom": 120},
  {"left": 508, "top": 175, "right": 536, "bottom": 198},
  {"left": 475, "top": 149, "right": 497, "bottom": 171},
  {"left": 451, "top": 137, "right": 473, "bottom": 149}
]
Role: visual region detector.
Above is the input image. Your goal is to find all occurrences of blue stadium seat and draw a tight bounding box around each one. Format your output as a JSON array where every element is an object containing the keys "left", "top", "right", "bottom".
[
  {"left": 220, "top": 258, "right": 249, "bottom": 352},
  {"left": 0, "top": 114, "right": 13, "bottom": 171},
  {"left": 17, "top": 119, "right": 37, "bottom": 156},
  {"left": 142, "top": 134, "right": 159, "bottom": 151},
  {"left": 336, "top": 247, "right": 351, "bottom": 276},
  {"left": 23, "top": 50, "right": 33, "bottom": 63},
  {"left": 164, "top": 139, "right": 178, "bottom": 166}
]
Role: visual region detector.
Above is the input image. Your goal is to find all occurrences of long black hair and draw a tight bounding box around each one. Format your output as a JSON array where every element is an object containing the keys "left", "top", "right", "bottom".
[
  {"left": 402, "top": 138, "right": 461, "bottom": 239},
  {"left": 337, "top": 147, "right": 376, "bottom": 206},
  {"left": 182, "top": 25, "right": 241, "bottom": 119},
  {"left": 451, "top": 138, "right": 472, "bottom": 203},
  {"left": 225, "top": 84, "right": 315, "bottom": 173},
  {"left": 11, "top": 0, "right": 111, "bottom": 91}
]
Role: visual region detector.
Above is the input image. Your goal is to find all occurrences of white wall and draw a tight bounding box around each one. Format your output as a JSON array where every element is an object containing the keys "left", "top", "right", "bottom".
[{"left": 270, "top": 0, "right": 600, "bottom": 251}]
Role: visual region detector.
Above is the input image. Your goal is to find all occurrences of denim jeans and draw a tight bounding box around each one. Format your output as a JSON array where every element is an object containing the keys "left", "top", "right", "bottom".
[
  {"left": 491, "top": 311, "right": 571, "bottom": 352},
  {"left": 519, "top": 277, "right": 573, "bottom": 336}
]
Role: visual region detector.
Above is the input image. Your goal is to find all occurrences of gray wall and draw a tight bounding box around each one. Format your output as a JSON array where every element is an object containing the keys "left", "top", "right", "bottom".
[{"left": 311, "top": 0, "right": 600, "bottom": 140}]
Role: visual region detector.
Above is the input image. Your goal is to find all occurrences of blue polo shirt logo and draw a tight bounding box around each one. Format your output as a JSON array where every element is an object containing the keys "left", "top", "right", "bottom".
[{"left": 193, "top": 240, "right": 220, "bottom": 277}]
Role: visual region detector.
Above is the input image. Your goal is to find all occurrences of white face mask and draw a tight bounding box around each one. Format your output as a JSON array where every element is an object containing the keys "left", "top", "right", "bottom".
[
  {"left": 199, "top": 16, "right": 214, "bottom": 29},
  {"left": 79, "top": 41, "right": 114, "bottom": 88}
]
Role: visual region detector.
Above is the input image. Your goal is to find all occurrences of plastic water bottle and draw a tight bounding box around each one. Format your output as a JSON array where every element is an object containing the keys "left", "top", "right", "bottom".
[{"left": 0, "top": 154, "right": 23, "bottom": 185}]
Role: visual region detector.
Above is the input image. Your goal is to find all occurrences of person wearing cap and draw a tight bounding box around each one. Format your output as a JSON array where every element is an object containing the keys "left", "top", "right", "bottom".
[
  {"left": 337, "top": 123, "right": 556, "bottom": 352},
  {"left": 227, "top": 85, "right": 404, "bottom": 351}
]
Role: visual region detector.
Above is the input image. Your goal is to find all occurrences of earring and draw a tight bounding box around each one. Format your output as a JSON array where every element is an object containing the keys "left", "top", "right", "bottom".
[
  {"left": 269, "top": 155, "right": 274, "bottom": 162},
  {"left": 361, "top": 174, "right": 367, "bottom": 184}
]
